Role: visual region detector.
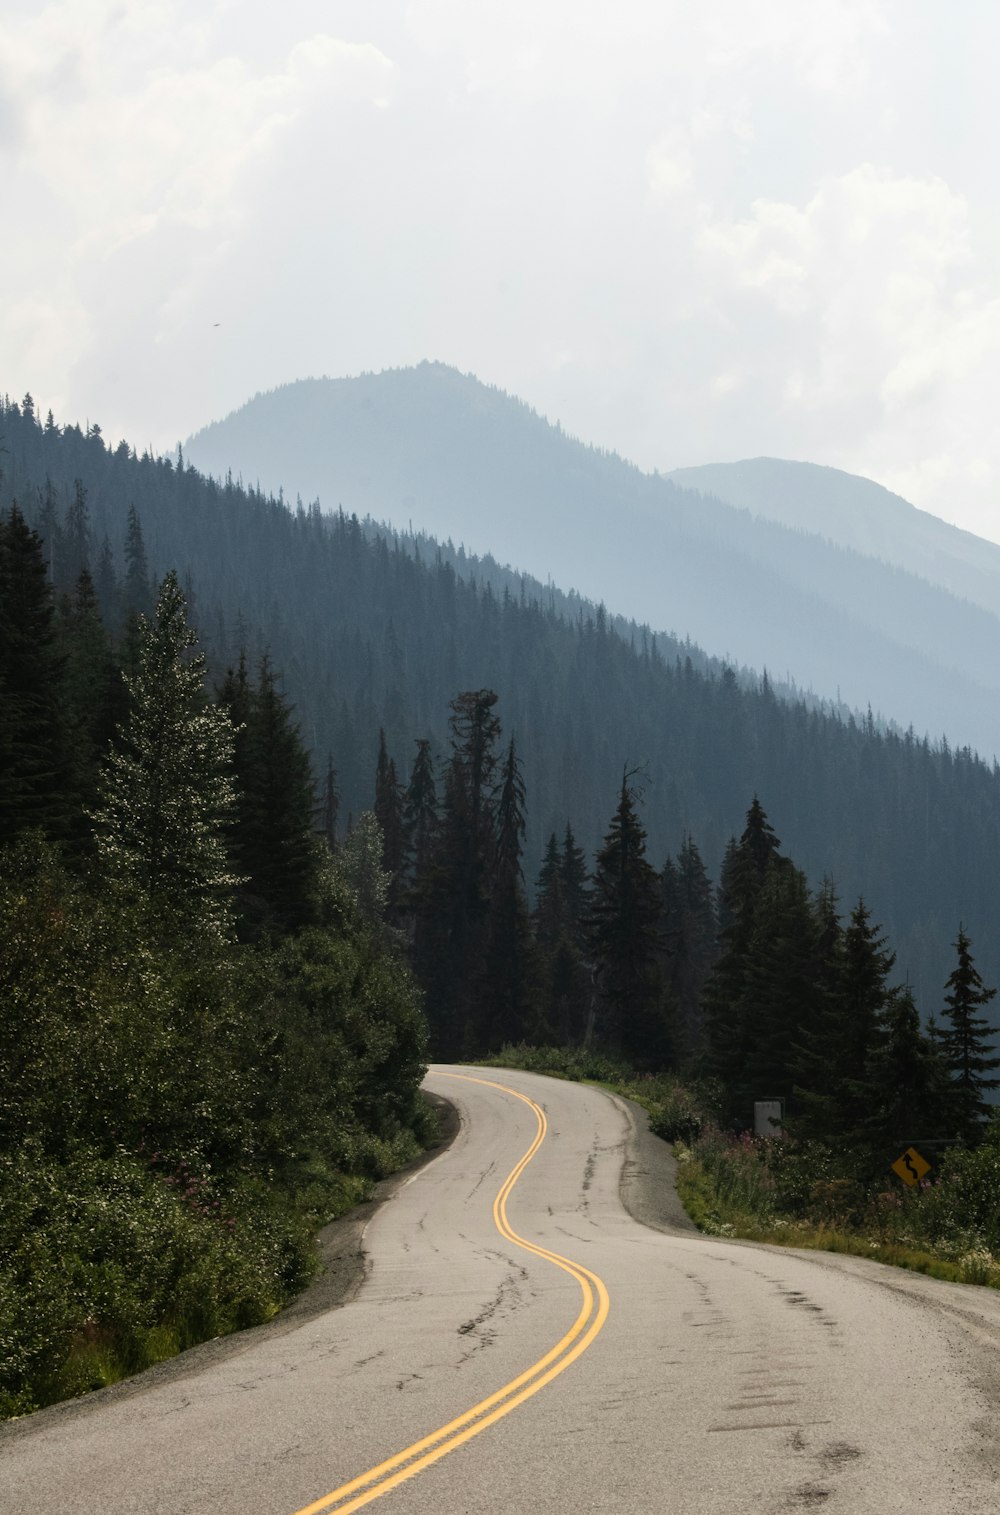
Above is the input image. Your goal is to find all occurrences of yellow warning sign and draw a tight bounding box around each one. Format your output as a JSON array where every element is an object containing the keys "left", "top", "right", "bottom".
[{"left": 891, "top": 1146, "right": 931, "bottom": 1187}]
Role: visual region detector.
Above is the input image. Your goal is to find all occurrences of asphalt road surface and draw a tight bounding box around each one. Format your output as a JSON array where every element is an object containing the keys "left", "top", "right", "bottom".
[{"left": 4, "top": 1066, "right": 1000, "bottom": 1514}]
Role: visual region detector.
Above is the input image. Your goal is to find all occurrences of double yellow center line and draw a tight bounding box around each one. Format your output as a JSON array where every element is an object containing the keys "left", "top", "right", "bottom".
[{"left": 293, "top": 1073, "right": 611, "bottom": 1514}]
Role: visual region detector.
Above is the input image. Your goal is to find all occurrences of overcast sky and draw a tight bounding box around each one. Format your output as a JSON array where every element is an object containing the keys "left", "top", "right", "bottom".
[{"left": 3, "top": 1, "right": 1000, "bottom": 543}]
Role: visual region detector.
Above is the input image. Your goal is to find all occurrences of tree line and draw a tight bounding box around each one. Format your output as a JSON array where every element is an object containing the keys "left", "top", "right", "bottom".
[
  {"left": 4, "top": 389, "right": 1000, "bottom": 1017},
  {"left": 371, "top": 692, "right": 998, "bottom": 1167}
]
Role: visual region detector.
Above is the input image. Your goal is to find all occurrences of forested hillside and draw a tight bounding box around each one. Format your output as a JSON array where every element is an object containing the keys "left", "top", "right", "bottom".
[
  {"left": 183, "top": 364, "right": 1000, "bottom": 760},
  {"left": 2, "top": 391, "right": 1000, "bottom": 1016},
  {"left": 0, "top": 509, "right": 430, "bottom": 1415},
  {"left": 668, "top": 457, "right": 1000, "bottom": 617}
]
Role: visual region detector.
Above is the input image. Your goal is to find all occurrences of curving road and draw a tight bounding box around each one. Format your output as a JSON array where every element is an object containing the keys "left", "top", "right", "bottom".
[{"left": 3, "top": 1066, "right": 1000, "bottom": 1513}]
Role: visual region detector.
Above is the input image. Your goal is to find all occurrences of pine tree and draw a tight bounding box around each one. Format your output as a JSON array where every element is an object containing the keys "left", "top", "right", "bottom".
[
  {"left": 402, "top": 738, "right": 437, "bottom": 892},
  {"left": 373, "top": 728, "right": 405, "bottom": 909},
  {"left": 494, "top": 737, "right": 526, "bottom": 885},
  {"left": 703, "top": 798, "right": 784, "bottom": 1111},
  {"left": 417, "top": 690, "right": 502, "bottom": 1056},
  {"left": 790, "top": 897, "right": 899, "bottom": 1149},
  {"left": 94, "top": 534, "right": 118, "bottom": 622},
  {"left": 220, "top": 653, "right": 317, "bottom": 935},
  {"left": 0, "top": 505, "right": 70, "bottom": 843},
  {"left": 588, "top": 771, "right": 668, "bottom": 1066},
  {"left": 320, "top": 753, "right": 340, "bottom": 852},
  {"left": 560, "top": 822, "right": 591, "bottom": 952},
  {"left": 329, "top": 810, "right": 391, "bottom": 927},
  {"left": 91, "top": 571, "right": 240, "bottom": 941},
  {"left": 863, "top": 987, "right": 951, "bottom": 1158},
  {"left": 35, "top": 477, "right": 63, "bottom": 586},
  {"left": 62, "top": 478, "right": 91, "bottom": 590},
  {"left": 57, "top": 568, "right": 120, "bottom": 860},
  {"left": 664, "top": 836, "right": 718, "bottom": 1061},
  {"left": 740, "top": 861, "right": 820, "bottom": 1103},
  {"left": 447, "top": 689, "right": 501, "bottom": 867},
  {"left": 941, "top": 926, "right": 1000, "bottom": 1142},
  {"left": 476, "top": 739, "right": 538, "bottom": 1051},
  {"left": 123, "top": 503, "right": 152, "bottom": 618},
  {"left": 534, "top": 832, "right": 589, "bottom": 1045},
  {"left": 535, "top": 833, "right": 566, "bottom": 954}
]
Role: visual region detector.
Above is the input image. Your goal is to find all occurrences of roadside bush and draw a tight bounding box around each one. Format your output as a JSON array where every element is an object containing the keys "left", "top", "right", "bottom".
[
  {"left": 648, "top": 1083, "right": 705, "bottom": 1143},
  {"left": 486, "top": 1042, "right": 640, "bottom": 1084},
  {"left": 0, "top": 838, "right": 432, "bottom": 1419},
  {"left": 907, "top": 1143, "right": 1000, "bottom": 1253}
]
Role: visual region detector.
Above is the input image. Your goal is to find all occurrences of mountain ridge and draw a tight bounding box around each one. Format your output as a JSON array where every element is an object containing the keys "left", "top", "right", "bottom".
[
  {"left": 185, "top": 363, "right": 1000, "bottom": 760},
  {"left": 667, "top": 456, "right": 1000, "bottom": 615}
]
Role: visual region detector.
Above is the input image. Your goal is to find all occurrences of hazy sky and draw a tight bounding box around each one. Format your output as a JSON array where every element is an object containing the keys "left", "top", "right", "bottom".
[{"left": 3, "top": 2, "right": 1000, "bottom": 542}]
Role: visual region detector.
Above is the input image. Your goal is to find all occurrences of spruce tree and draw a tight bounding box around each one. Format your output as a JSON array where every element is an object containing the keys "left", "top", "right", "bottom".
[
  {"left": 665, "top": 836, "right": 718, "bottom": 1061},
  {"left": 94, "top": 534, "right": 118, "bottom": 623},
  {"left": 560, "top": 823, "right": 591, "bottom": 948},
  {"left": 791, "top": 897, "right": 897, "bottom": 1149},
  {"left": 534, "top": 832, "right": 589, "bottom": 1046},
  {"left": 62, "top": 478, "right": 91, "bottom": 590},
  {"left": 535, "top": 833, "right": 566, "bottom": 955},
  {"left": 373, "top": 728, "right": 405, "bottom": 908},
  {"left": 494, "top": 737, "right": 526, "bottom": 885},
  {"left": 740, "top": 861, "right": 820, "bottom": 1104},
  {"left": 418, "top": 691, "right": 502, "bottom": 1056},
  {"left": 588, "top": 771, "right": 667, "bottom": 1066},
  {"left": 703, "top": 798, "right": 783, "bottom": 1112},
  {"left": 320, "top": 753, "right": 340, "bottom": 852},
  {"left": 941, "top": 926, "right": 1000, "bottom": 1142},
  {"left": 0, "top": 505, "right": 70, "bottom": 843},
  {"left": 863, "top": 987, "right": 951, "bottom": 1158},
  {"left": 475, "top": 738, "right": 538, "bottom": 1051},
  {"left": 91, "top": 571, "right": 240, "bottom": 941},
  {"left": 57, "top": 568, "right": 119, "bottom": 860},
  {"left": 220, "top": 653, "right": 317, "bottom": 935},
  {"left": 123, "top": 503, "right": 152, "bottom": 618},
  {"left": 402, "top": 738, "right": 437, "bottom": 913}
]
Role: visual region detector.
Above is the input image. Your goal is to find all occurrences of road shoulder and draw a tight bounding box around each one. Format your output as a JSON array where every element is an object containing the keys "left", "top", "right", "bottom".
[{"left": 607, "top": 1090, "right": 699, "bottom": 1234}]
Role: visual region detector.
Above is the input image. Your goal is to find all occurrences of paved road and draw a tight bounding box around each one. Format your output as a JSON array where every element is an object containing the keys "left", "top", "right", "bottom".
[{"left": 4, "top": 1067, "right": 1000, "bottom": 1513}]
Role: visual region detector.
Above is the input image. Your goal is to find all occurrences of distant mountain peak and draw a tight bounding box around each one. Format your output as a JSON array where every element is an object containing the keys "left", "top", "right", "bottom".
[{"left": 186, "top": 368, "right": 1000, "bottom": 763}]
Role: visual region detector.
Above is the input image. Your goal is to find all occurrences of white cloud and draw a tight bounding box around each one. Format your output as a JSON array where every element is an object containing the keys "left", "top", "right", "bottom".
[
  {"left": 0, "top": 3, "right": 397, "bottom": 426},
  {"left": 3, "top": 0, "right": 1000, "bottom": 544}
]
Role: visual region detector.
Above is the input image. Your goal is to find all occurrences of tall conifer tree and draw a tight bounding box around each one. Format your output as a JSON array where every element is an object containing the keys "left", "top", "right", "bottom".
[
  {"left": 374, "top": 729, "right": 405, "bottom": 908},
  {"left": 419, "top": 691, "right": 502, "bottom": 1055},
  {"left": 703, "top": 797, "right": 783, "bottom": 1112},
  {"left": 0, "top": 506, "right": 69, "bottom": 843},
  {"left": 862, "top": 987, "right": 950, "bottom": 1157},
  {"left": 941, "top": 927, "right": 1000, "bottom": 1142},
  {"left": 320, "top": 753, "right": 340, "bottom": 852},
  {"left": 588, "top": 772, "right": 667, "bottom": 1065},
  {"left": 92, "top": 571, "right": 239, "bottom": 941},
  {"left": 477, "top": 738, "right": 538, "bottom": 1050},
  {"left": 219, "top": 653, "right": 317, "bottom": 935}
]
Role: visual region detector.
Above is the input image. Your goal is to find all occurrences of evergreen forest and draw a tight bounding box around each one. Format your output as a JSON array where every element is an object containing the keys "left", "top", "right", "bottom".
[
  {"left": 4, "top": 390, "right": 1000, "bottom": 1413},
  {"left": 3, "top": 390, "right": 1000, "bottom": 1013},
  {"left": 0, "top": 511, "right": 429, "bottom": 1416}
]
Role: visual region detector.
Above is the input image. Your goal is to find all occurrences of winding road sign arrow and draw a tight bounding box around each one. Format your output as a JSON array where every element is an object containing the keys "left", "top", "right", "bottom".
[{"left": 891, "top": 1145, "right": 931, "bottom": 1187}]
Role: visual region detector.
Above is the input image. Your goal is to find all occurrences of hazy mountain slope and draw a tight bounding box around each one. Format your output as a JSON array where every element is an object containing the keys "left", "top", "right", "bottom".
[
  {"left": 667, "top": 458, "right": 1000, "bottom": 616},
  {"left": 6, "top": 391, "right": 1000, "bottom": 1024},
  {"left": 185, "top": 365, "right": 1000, "bottom": 759}
]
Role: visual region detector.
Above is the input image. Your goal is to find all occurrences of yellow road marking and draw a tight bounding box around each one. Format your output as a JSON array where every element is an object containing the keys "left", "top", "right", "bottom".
[{"left": 291, "top": 1073, "right": 610, "bottom": 1515}]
